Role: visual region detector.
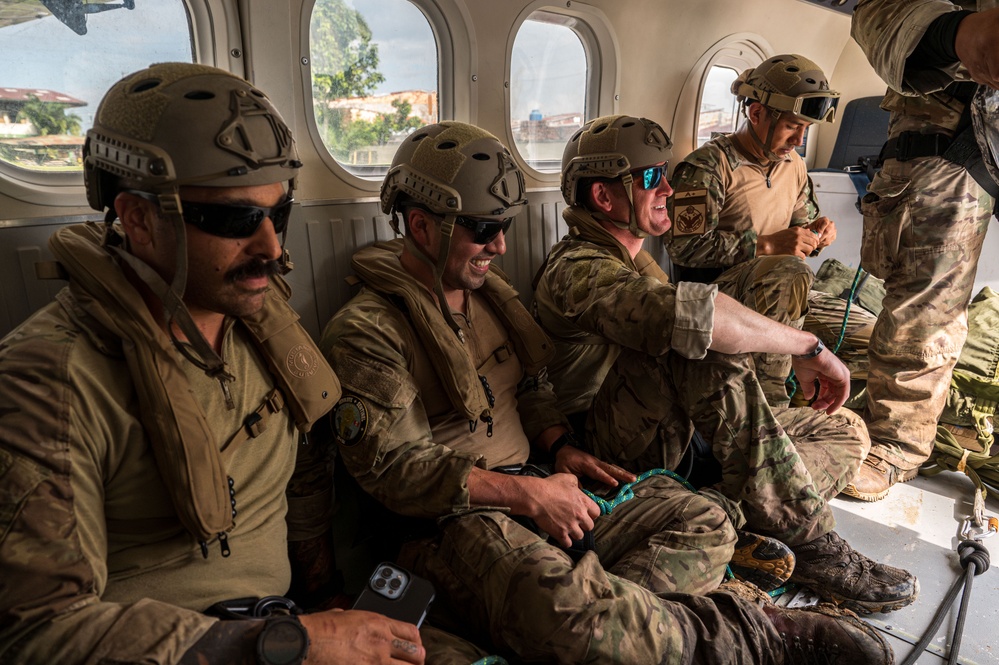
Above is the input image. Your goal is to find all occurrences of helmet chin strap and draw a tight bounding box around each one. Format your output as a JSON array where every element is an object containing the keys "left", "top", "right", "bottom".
[
  {"left": 400, "top": 212, "right": 465, "bottom": 342},
  {"left": 598, "top": 172, "right": 649, "bottom": 239},
  {"left": 104, "top": 189, "right": 236, "bottom": 407},
  {"left": 743, "top": 105, "right": 784, "bottom": 163}
]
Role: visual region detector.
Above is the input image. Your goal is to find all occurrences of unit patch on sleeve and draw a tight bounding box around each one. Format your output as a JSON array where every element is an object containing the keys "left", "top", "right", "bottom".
[
  {"left": 673, "top": 189, "right": 707, "bottom": 236},
  {"left": 331, "top": 395, "right": 368, "bottom": 446}
]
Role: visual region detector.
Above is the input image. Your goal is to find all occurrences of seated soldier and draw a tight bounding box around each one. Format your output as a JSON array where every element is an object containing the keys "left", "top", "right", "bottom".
[
  {"left": 533, "top": 113, "right": 918, "bottom": 616},
  {"left": 666, "top": 54, "right": 876, "bottom": 408},
  {"left": 0, "top": 63, "right": 439, "bottom": 665},
  {"left": 320, "top": 120, "right": 895, "bottom": 664}
]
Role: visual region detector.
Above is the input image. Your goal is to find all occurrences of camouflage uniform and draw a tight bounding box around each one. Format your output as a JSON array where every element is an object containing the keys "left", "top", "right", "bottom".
[
  {"left": 534, "top": 208, "right": 871, "bottom": 547},
  {"left": 667, "top": 134, "right": 876, "bottom": 405},
  {"left": 0, "top": 224, "right": 304, "bottom": 664},
  {"left": 320, "top": 239, "right": 797, "bottom": 664},
  {"left": 852, "top": 0, "right": 997, "bottom": 471}
]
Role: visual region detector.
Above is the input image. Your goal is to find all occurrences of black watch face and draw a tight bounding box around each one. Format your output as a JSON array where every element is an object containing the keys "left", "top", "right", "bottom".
[{"left": 259, "top": 619, "right": 308, "bottom": 665}]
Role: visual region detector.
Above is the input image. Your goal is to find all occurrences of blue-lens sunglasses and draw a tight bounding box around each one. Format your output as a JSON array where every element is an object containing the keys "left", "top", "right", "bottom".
[{"left": 630, "top": 164, "right": 669, "bottom": 190}]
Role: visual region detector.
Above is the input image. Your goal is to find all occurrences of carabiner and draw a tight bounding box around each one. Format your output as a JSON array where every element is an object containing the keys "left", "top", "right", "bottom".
[{"left": 960, "top": 516, "right": 999, "bottom": 541}]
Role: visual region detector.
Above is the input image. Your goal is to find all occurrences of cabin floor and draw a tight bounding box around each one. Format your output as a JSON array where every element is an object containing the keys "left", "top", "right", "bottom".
[{"left": 785, "top": 472, "right": 999, "bottom": 664}]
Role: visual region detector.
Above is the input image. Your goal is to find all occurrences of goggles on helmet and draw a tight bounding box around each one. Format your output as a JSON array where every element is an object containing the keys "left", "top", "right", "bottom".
[
  {"left": 129, "top": 190, "right": 294, "bottom": 238},
  {"left": 736, "top": 83, "right": 841, "bottom": 124},
  {"left": 631, "top": 164, "right": 669, "bottom": 190},
  {"left": 765, "top": 90, "right": 840, "bottom": 124},
  {"left": 454, "top": 215, "right": 514, "bottom": 245}
]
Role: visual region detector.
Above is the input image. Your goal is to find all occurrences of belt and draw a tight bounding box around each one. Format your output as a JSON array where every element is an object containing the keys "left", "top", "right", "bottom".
[{"left": 878, "top": 132, "right": 952, "bottom": 164}]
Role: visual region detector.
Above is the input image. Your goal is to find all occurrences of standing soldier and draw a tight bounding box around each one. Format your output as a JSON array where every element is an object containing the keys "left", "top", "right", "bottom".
[
  {"left": 321, "top": 120, "right": 895, "bottom": 664},
  {"left": 534, "top": 113, "right": 918, "bottom": 616},
  {"left": 667, "top": 54, "right": 876, "bottom": 408},
  {"left": 849, "top": 0, "right": 999, "bottom": 500}
]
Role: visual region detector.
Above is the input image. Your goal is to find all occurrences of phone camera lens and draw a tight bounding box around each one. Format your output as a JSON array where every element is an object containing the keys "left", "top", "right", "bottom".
[
  {"left": 374, "top": 578, "right": 387, "bottom": 589},
  {"left": 379, "top": 567, "right": 393, "bottom": 578},
  {"left": 389, "top": 578, "right": 402, "bottom": 590}
]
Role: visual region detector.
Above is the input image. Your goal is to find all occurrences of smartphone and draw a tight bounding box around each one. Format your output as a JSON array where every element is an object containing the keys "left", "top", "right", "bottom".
[{"left": 351, "top": 562, "right": 435, "bottom": 628}]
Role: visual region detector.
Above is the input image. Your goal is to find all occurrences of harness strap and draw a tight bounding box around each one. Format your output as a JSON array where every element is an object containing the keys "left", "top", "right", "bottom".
[{"left": 219, "top": 388, "right": 287, "bottom": 461}]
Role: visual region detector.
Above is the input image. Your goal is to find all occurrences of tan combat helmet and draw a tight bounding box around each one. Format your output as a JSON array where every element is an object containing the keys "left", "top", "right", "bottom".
[
  {"left": 381, "top": 121, "right": 527, "bottom": 338},
  {"left": 732, "top": 54, "right": 840, "bottom": 161},
  {"left": 561, "top": 114, "right": 673, "bottom": 238},
  {"left": 83, "top": 62, "right": 301, "bottom": 381}
]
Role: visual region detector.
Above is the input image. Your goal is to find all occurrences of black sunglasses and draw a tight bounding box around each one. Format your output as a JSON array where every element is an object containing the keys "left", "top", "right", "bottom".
[
  {"left": 454, "top": 215, "right": 514, "bottom": 244},
  {"left": 179, "top": 198, "right": 294, "bottom": 239},
  {"left": 128, "top": 190, "right": 294, "bottom": 239},
  {"left": 630, "top": 164, "right": 669, "bottom": 190}
]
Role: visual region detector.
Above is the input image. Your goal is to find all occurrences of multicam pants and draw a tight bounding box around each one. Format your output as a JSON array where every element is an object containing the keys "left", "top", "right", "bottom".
[
  {"left": 861, "top": 156, "right": 995, "bottom": 470},
  {"left": 401, "top": 509, "right": 782, "bottom": 664},
  {"left": 583, "top": 347, "right": 869, "bottom": 547},
  {"left": 714, "top": 255, "right": 812, "bottom": 406}
]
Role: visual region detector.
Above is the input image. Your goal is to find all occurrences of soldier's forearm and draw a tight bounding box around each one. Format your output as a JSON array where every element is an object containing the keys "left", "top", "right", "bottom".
[{"left": 178, "top": 620, "right": 262, "bottom": 665}]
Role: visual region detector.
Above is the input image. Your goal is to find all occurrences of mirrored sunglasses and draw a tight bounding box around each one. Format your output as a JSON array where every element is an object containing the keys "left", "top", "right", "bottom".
[
  {"left": 630, "top": 164, "right": 669, "bottom": 190},
  {"left": 454, "top": 215, "right": 514, "bottom": 244}
]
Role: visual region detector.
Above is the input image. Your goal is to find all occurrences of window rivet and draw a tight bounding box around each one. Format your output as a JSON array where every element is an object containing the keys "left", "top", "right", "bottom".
[
  {"left": 301, "top": 57, "right": 310, "bottom": 66},
  {"left": 471, "top": 75, "right": 478, "bottom": 82},
  {"left": 230, "top": 48, "right": 242, "bottom": 58}
]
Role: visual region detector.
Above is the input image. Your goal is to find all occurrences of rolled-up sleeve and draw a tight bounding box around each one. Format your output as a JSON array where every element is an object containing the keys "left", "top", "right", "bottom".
[{"left": 671, "top": 281, "right": 718, "bottom": 360}]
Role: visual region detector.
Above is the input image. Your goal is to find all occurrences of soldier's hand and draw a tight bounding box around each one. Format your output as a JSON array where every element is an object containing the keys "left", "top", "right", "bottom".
[
  {"left": 526, "top": 473, "right": 600, "bottom": 548},
  {"left": 791, "top": 348, "right": 850, "bottom": 414},
  {"left": 300, "top": 608, "right": 425, "bottom": 664},
  {"left": 807, "top": 216, "right": 836, "bottom": 250},
  {"left": 555, "top": 445, "right": 636, "bottom": 489},
  {"left": 956, "top": 8, "right": 999, "bottom": 90},
  {"left": 757, "top": 227, "right": 820, "bottom": 258}
]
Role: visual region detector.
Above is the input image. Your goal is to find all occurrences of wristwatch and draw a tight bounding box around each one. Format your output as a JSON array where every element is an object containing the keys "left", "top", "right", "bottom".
[
  {"left": 793, "top": 337, "right": 826, "bottom": 359},
  {"left": 256, "top": 616, "right": 310, "bottom": 665}
]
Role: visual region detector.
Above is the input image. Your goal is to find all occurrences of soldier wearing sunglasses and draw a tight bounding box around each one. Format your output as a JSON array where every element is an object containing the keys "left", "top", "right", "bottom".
[
  {"left": 319, "top": 120, "right": 897, "bottom": 665},
  {"left": 534, "top": 113, "right": 918, "bottom": 619},
  {"left": 0, "top": 63, "right": 460, "bottom": 665},
  {"left": 663, "top": 54, "right": 877, "bottom": 410}
]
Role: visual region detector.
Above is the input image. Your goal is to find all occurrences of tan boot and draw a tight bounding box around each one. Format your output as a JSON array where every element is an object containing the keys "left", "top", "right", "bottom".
[{"left": 842, "top": 455, "right": 919, "bottom": 502}]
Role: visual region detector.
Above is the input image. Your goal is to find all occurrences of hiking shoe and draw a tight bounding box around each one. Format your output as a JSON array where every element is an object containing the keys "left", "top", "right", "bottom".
[
  {"left": 762, "top": 602, "right": 895, "bottom": 665},
  {"left": 729, "top": 530, "right": 795, "bottom": 592},
  {"left": 842, "top": 456, "right": 918, "bottom": 502},
  {"left": 791, "top": 530, "right": 918, "bottom": 614}
]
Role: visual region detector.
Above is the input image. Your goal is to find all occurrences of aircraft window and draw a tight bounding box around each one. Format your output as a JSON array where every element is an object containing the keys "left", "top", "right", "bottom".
[
  {"left": 0, "top": 0, "right": 193, "bottom": 175},
  {"left": 510, "top": 11, "right": 588, "bottom": 173},
  {"left": 696, "top": 64, "right": 741, "bottom": 148},
  {"left": 308, "top": 0, "right": 439, "bottom": 179}
]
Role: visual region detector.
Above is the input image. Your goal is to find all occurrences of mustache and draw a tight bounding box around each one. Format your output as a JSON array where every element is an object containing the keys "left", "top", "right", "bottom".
[{"left": 225, "top": 259, "right": 283, "bottom": 283}]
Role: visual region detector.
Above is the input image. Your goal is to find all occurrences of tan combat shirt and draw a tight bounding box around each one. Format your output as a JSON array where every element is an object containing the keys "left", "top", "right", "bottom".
[
  {"left": 534, "top": 207, "right": 718, "bottom": 418},
  {"left": 0, "top": 226, "right": 299, "bottom": 665},
  {"left": 666, "top": 134, "right": 816, "bottom": 269},
  {"left": 321, "top": 241, "right": 564, "bottom": 519}
]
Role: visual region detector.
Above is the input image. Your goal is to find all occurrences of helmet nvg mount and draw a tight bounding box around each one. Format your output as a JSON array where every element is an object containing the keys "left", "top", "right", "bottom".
[
  {"left": 381, "top": 121, "right": 527, "bottom": 339},
  {"left": 561, "top": 114, "right": 673, "bottom": 238},
  {"left": 83, "top": 62, "right": 302, "bottom": 381},
  {"left": 732, "top": 54, "right": 840, "bottom": 160}
]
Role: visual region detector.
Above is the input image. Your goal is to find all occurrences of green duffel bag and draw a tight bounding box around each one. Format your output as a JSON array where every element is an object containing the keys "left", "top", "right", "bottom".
[{"left": 810, "top": 258, "right": 886, "bottom": 317}]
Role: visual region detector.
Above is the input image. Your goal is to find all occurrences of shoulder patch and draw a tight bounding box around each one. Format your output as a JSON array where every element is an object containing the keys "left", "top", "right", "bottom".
[
  {"left": 331, "top": 395, "right": 368, "bottom": 447},
  {"left": 672, "top": 189, "right": 707, "bottom": 236}
]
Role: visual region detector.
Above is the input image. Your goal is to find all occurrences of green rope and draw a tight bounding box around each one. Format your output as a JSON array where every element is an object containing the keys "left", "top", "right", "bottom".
[
  {"left": 785, "top": 264, "right": 865, "bottom": 400},
  {"left": 582, "top": 468, "right": 695, "bottom": 514}
]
